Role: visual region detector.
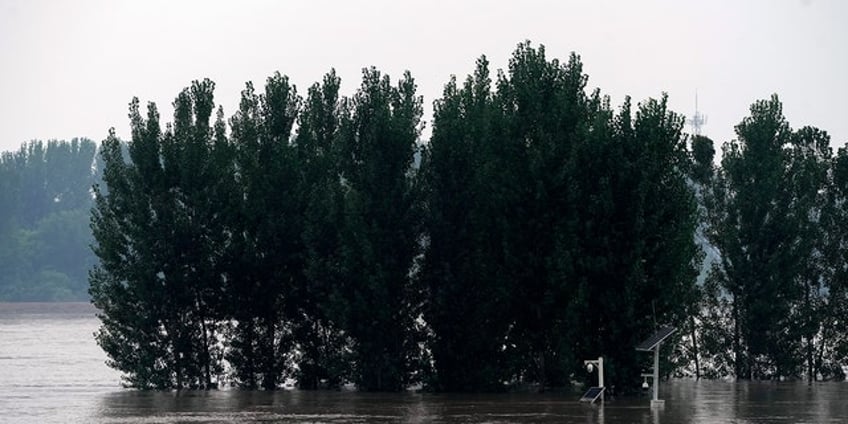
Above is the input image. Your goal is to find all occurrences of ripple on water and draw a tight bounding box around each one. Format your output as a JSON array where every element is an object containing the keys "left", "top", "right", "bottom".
[{"left": 1, "top": 303, "right": 848, "bottom": 424}]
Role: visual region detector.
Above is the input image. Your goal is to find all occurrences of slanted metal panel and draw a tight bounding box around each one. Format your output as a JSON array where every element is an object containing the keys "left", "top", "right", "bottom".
[
  {"left": 635, "top": 326, "right": 677, "bottom": 351},
  {"left": 579, "top": 386, "right": 605, "bottom": 403}
]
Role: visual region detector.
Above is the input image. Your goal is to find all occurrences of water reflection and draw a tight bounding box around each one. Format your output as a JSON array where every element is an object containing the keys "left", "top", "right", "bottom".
[
  {"left": 79, "top": 383, "right": 848, "bottom": 424},
  {"left": 90, "top": 391, "right": 600, "bottom": 423},
  {"left": 3, "top": 304, "right": 848, "bottom": 424}
]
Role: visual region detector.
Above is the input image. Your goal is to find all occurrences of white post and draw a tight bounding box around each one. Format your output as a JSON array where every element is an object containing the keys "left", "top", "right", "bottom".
[
  {"left": 598, "top": 356, "right": 604, "bottom": 402},
  {"left": 651, "top": 342, "right": 664, "bottom": 408},
  {"left": 652, "top": 344, "right": 659, "bottom": 401},
  {"left": 583, "top": 357, "right": 606, "bottom": 403}
]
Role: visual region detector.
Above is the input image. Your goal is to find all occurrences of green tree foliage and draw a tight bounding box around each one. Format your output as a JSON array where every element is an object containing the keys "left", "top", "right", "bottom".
[
  {"left": 676, "top": 134, "right": 716, "bottom": 379},
  {"left": 422, "top": 42, "right": 699, "bottom": 391},
  {"left": 293, "top": 70, "right": 352, "bottom": 390},
  {"left": 705, "top": 95, "right": 841, "bottom": 380},
  {"left": 333, "top": 68, "right": 425, "bottom": 391},
  {"left": 224, "top": 74, "right": 301, "bottom": 390},
  {"left": 87, "top": 43, "right": 848, "bottom": 391},
  {"left": 690, "top": 135, "right": 716, "bottom": 186},
  {"left": 818, "top": 146, "right": 848, "bottom": 380},
  {"left": 91, "top": 81, "right": 227, "bottom": 389},
  {"left": 709, "top": 95, "right": 795, "bottom": 379},
  {"left": 496, "top": 45, "right": 587, "bottom": 389},
  {"left": 0, "top": 139, "right": 97, "bottom": 301},
  {"left": 786, "top": 126, "right": 833, "bottom": 382},
  {"left": 568, "top": 94, "right": 699, "bottom": 388},
  {"left": 421, "top": 56, "right": 517, "bottom": 391}
]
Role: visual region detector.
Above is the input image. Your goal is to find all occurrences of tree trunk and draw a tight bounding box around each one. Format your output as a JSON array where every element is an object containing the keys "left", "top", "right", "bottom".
[
  {"left": 690, "top": 315, "right": 700, "bottom": 380},
  {"left": 174, "top": 336, "right": 183, "bottom": 389},
  {"left": 200, "top": 315, "right": 212, "bottom": 389},
  {"left": 170, "top": 320, "right": 184, "bottom": 390},
  {"left": 807, "top": 336, "right": 814, "bottom": 384},
  {"left": 197, "top": 296, "right": 213, "bottom": 389},
  {"left": 805, "top": 283, "right": 813, "bottom": 384},
  {"left": 816, "top": 328, "right": 827, "bottom": 380},
  {"left": 262, "top": 318, "right": 277, "bottom": 390},
  {"left": 732, "top": 295, "right": 743, "bottom": 379},
  {"left": 538, "top": 352, "right": 546, "bottom": 392},
  {"left": 242, "top": 320, "right": 257, "bottom": 389}
]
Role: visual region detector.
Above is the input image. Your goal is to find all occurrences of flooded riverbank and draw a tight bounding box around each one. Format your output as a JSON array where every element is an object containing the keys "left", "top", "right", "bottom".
[{"left": 1, "top": 303, "right": 846, "bottom": 423}]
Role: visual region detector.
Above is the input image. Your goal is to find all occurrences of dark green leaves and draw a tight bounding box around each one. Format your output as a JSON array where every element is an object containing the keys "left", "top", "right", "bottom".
[
  {"left": 421, "top": 44, "right": 699, "bottom": 391},
  {"left": 88, "top": 43, "right": 848, "bottom": 391}
]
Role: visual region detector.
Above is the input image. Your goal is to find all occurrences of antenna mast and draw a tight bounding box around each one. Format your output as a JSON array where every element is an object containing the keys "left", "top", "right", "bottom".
[{"left": 688, "top": 91, "right": 707, "bottom": 136}]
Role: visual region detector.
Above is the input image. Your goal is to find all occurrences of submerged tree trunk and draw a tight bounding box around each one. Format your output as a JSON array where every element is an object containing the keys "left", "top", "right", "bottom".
[
  {"left": 262, "top": 317, "right": 277, "bottom": 390},
  {"left": 732, "top": 295, "right": 743, "bottom": 379},
  {"left": 196, "top": 296, "right": 213, "bottom": 389},
  {"left": 807, "top": 337, "right": 814, "bottom": 384},
  {"left": 200, "top": 316, "right": 212, "bottom": 389},
  {"left": 173, "top": 325, "right": 183, "bottom": 390},
  {"left": 816, "top": 330, "right": 827, "bottom": 380},
  {"left": 690, "top": 315, "right": 700, "bottom": 380},
  {"left": 538, "top": 353, "right": 546, "bottom": 392}
]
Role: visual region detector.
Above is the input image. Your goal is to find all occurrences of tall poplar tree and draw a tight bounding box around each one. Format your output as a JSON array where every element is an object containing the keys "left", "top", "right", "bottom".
[
  {"left": 423, "top": 42, "right": 699, "bottom": 390},
  {"left": 816, "top": 145, "right": 848, "bottom": 381},
  {"left": 294, "top": 70, "right": 352, "bottom": 389},
  {"left": 335, "top": 68, "right": 424, "bottom": 391},
  {"left": 225, "top": 73, "right": 301, "bottom": 389},
  {"left": 421, "top": 57, "right": 518, "bottom": 391},
  {"left": 496, "top": 45, "right": 593, "bottom": 389},
  {"left": 91, "top": 80, "right": 227, "bottom": 389},
  {"left": 786, "top": 126, "right": 832, "bottom": 382},
  {"left": 708, "top": 95, "right": 802, "bottom": 379}
]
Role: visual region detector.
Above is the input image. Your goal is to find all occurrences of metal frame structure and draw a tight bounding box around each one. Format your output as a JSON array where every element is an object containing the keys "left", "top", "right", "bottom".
[
  {"left": 581, "top": 356, "right": 604, "bottom": 403},
  {"left": 636, "top": 326, "right": 676, "bottom": 408}
]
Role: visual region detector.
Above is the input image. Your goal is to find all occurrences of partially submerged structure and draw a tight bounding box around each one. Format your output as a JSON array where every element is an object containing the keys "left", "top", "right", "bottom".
[{"left": 636, "top": 326, "right": 677, "bottom": 408}]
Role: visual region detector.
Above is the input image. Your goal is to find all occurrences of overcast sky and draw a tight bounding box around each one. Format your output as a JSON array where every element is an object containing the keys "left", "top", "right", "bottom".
[{"left": 1, "top": 0, "right": 846, "bottom": 155}]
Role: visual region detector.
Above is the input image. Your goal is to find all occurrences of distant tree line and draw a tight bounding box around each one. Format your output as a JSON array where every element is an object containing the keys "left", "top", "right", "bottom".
[
  {"left": 0, "top": 139, "right": 98, "bottom": 300},
  {"left": 88, "top": 42, "right": 847, "bottom": 390}
]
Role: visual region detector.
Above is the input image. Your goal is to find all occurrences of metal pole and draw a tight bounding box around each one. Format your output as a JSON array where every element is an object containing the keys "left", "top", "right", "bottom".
[
  {"left": 598, "top": 356, "right": 604, "bottom": 402},
  {"left": 653, "top": 342, "right": 660, "bottom": 402}
]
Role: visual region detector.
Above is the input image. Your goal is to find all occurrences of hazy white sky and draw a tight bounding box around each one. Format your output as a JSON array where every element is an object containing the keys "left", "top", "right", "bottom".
[{"left": 1, "top": 0, "right": 846, "bottom": 154}]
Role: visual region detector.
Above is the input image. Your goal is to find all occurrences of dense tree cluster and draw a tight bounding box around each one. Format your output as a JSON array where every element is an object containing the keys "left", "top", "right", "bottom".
[
  {"left": 90, "top": 68, "right": 427, "bottom": 390},
  {"left": 86, "top": 42, "right": 848, "bottom": 390},
  {"left": 0, "top": 139, "right": 98, "bottom": 300},
  {"left": 685, "top": 96, "right": 848, "bottom": 382},
  {"left": 420, "top": 46, "right": 698, "bottom": 390}
]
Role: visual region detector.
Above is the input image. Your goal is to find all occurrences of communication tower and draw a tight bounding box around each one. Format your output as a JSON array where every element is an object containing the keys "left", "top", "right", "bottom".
[{"left": 688, "top": 92, "right": 707, "bottom": 136}]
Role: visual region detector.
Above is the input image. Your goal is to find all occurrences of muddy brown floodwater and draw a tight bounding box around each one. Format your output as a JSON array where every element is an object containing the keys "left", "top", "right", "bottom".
[{"left": 1, "top": 302, "right": 846, "bottom": 424}]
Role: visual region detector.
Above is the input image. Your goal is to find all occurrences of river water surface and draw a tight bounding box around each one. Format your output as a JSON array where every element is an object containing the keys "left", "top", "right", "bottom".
[{"left": 1, "top": 302, "right": 847, "bottom": 424}]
